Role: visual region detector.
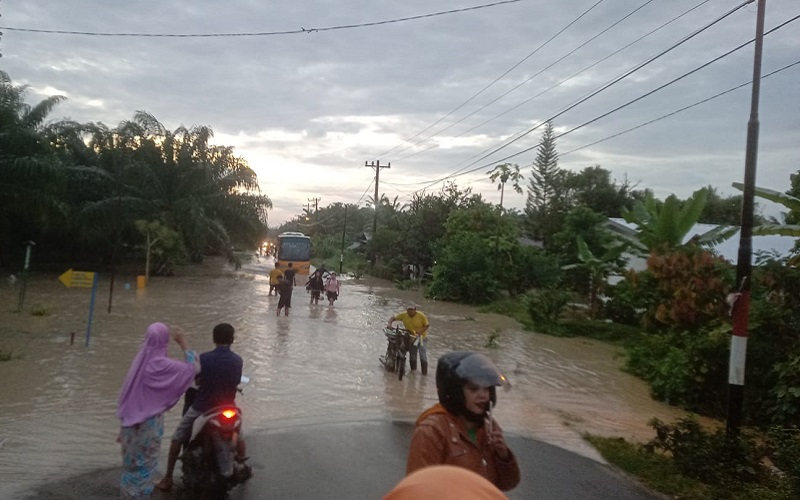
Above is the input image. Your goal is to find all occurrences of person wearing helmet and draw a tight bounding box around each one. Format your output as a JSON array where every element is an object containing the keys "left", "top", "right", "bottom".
[{"left": 406, "top": 351, "right": 520, "bottom": 492}]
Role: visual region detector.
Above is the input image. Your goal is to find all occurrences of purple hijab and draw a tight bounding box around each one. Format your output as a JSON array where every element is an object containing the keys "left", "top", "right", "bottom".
[{"left": 117, "top": 322, "right": 196, "bottom": 427}]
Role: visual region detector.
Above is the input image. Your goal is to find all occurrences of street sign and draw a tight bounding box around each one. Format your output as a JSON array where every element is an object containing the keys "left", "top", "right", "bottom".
[
  {"left": 58, "top": 269, "right": 96, "bottom": 288},
  {"left": 58, "top": 269, "right": 99, "bottom": 346}
]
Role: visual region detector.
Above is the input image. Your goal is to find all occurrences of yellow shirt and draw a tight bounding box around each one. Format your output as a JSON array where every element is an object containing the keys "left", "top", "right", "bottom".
[
  {"left": 395, "top": 312, "right": 429, "bottom": 338},
  {"left": 269, "top": 268, "right": 284, "bottom": 285}
]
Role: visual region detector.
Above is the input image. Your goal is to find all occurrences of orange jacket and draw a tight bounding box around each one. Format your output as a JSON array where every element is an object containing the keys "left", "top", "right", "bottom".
[{"left": 406, "top": 404, "right": 520, "bottom": 491}]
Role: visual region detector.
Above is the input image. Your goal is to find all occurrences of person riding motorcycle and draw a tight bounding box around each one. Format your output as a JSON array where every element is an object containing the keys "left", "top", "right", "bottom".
[
  {"left": 156, "top": 323, "right": 248, "bottom": 491},
  {"left": 406, "top": 351, "right": 520, "bottom": 492}
]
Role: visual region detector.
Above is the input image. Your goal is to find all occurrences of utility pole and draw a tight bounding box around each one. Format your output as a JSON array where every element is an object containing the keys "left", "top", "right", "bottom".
[
  {"left": 365, "top": 160, "right": 390, "bottom": 265},
  {"left": 340, "top": 205, "right": 348, "bottom": 274},
  {"left": 727, "top": 0, "right": 766, "bottom": 436},
  {"left": 308, "top": 197, "right": 321, "bottom": 219}
]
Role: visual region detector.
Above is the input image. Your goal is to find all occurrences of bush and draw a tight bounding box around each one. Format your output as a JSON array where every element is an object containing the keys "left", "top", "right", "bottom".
[
  {"left": 625, "top": 328, "right": 729, "bottom": 414},
  {"left": 526, "top": 287, "right": 569, "bottom": 328},
  {"left": 646, "top": 416, "right": 770, "bottom": 490},
  {"left": 427, "top": 232, "right": 501, "bottom": 304}
]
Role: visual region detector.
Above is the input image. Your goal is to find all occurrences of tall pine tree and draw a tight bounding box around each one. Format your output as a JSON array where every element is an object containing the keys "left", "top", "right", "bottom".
[{"left": 525, "top": 121, "right": 565, "bottom": 247}]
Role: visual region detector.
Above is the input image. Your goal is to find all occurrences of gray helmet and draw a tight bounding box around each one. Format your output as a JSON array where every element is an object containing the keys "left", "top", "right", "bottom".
[{"left": 435, "top": 351, "right": 508, "bottom": 417}]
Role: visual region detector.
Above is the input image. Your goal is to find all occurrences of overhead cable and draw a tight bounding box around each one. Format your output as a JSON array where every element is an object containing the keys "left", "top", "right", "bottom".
[
  {"left": 376, "top": 0, "right": 607, "bottom": 159},
  {"left": 393, "top": 0, "right": 657, "bottom": 161},
  {"left": 560, "top": 59, "right": 800, "bottom": 156},
  {"left": 0, "top": 0, "right": 522, "bottom": 37}
]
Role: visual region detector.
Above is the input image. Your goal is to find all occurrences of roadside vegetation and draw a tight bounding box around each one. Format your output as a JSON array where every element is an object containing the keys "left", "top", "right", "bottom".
[{"left": 4, "top": 71, "right": 800, "bottom": 497}]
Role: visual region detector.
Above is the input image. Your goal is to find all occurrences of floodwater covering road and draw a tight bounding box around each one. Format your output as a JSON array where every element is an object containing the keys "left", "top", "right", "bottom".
[{"left": 0, "top": 257, "right": 687, "bottom": 498}]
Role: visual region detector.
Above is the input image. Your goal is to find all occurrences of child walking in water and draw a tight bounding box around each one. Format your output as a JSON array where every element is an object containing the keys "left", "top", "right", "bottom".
[{"left": 324, "top": 272, "right": 340, "bottom": 307}]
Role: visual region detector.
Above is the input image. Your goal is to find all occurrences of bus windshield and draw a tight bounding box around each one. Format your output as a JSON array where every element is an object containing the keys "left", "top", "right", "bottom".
[{"left": 278, "top": 236, "right": 311, "bottom": 261}]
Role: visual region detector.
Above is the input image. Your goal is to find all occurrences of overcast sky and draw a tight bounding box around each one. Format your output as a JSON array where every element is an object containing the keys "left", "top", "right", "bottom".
[{"left": 2, "top": 0, "right": 798, "bottom": 225}]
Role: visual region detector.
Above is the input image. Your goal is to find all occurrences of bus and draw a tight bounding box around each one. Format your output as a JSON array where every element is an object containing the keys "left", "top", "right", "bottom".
[{"left": 276, "top": 232, "right": 311, "bottom": 275}]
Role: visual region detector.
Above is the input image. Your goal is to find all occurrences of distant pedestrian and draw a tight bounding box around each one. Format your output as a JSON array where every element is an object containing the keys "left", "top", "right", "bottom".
[
  {"left": 268, "top": 266, "right": 284, "bottom": 296},
  {"left": 306, "top": 269, "right": 325, "bottom": 305},
  {"left": 117, "top": 323, "right": 197, "bottom": 499},
  {"left": 277, "top": 263, "right": 296, "bottom": 316},
  {"left": 387, "top": 305, "right": 430, "bottom": 374},
  {"left": 324, "top": 272, "right": 341, "bottom": 307}
]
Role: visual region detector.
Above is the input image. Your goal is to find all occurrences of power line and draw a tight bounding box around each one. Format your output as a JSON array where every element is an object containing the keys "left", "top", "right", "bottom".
[
  {"left": 553, "top": 12, "right": 800, "bottom": 141},
  {"left": 391, "top": 0, "right": 658, "bottom": 162},
  {"left": 395, "top": 0, "right": 715, "bottom": 166},
  {"left": 560, "top": 59, "right": 800, "bottom": 156},
  {"left": 370, "top": 0, "right": 716, "bottom": 189},
  {"left": 0, "top": 0, "right": 522, "bottom": 37},
  {"left": 376, "top": 0, "right": 608, "bottom": 159},
  {"left": 405, "top": 0, "right": 756, "bottom": 195}
]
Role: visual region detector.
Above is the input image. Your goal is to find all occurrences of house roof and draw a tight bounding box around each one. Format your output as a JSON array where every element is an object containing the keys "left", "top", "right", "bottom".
[{"left": 607, "top": 218, "right": 797, "bottom": 262}]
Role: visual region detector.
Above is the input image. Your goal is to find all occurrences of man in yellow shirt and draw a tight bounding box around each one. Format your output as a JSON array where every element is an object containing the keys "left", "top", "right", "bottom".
[
  {"left": 387, "top": 305, "right": 430, "bottom": 375},
  {"left": 268, "top": 266, "right": 284, "bottom": 296}
]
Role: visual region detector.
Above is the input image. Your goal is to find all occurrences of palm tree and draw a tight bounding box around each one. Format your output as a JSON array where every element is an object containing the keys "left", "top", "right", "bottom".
[{"left": 0, "top": 71, "right": 77, "bottom": 259}]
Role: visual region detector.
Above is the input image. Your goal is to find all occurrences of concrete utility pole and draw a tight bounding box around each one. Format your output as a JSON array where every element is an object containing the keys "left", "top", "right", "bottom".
[
  {"left": 727, "top": 0, "right": 766, "bottom": 436},
  {"left": 308, "top": 197, "right": 321, "bottom": 219},
  {"left": 365, "top": 161, "right": 390, "bottom": 264}
]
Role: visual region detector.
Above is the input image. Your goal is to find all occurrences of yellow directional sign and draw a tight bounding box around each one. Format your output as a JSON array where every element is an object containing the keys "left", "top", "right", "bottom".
[{"left": 58, "top": 269, "right": 96, "bottom": 288}]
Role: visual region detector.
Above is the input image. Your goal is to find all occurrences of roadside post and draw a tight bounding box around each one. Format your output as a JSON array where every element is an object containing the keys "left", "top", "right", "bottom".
[
  {"left": 58, "top": 269, "right": 99, "bottom": 347},
  {"left": 16, "top": 240, "right": 35, "bottom": 312}
]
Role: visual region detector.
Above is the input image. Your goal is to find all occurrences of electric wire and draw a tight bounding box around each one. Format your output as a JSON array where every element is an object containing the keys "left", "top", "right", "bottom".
[
  {"left": 394, "top": 0, "right": 714, "bottom": 168},
  {"left": 407, "top": 0, "right": 756, "bottom": 194},
  {"left": 560, "top": 59, "right": 800, "bottom": 157},
  {"left": 553, "top": 12, "right": 800, "bottom": 142},
  {"left": 0, "top": 0, "right": 522, "bottom": 37},
  {"left": 375, "top": 0, "right": 607, "bottom": 159},
  {"left": 391, "top": 0, "right": 658, "bottom": 162}
]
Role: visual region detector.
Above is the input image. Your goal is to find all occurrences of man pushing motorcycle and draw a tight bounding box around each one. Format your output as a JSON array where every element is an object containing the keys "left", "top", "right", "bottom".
[
  {"left": 156, "top": 322, "right": 249, "bottom": 491},
  {"left": 387, "top": 304, "right": 430, "bottom": 375}
]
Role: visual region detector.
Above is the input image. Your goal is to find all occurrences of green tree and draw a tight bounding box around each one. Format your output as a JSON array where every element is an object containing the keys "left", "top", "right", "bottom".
[
  {"left": 0, "top": 71, "right": 71, "bottom": 262},
  {"left": 487, "top": 162, "right": 523, "bottom": 211},
  {"left": 525, "top": 121, "right": 566, "bottom": 247},
  {"left": 621, "top": 188, "right": 736, "bottom": 252}
]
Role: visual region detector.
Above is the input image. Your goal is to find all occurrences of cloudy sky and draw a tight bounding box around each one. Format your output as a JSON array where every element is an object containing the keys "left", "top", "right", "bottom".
[{"left": 2, "top": 0, "right": 798, "bottom": 225}]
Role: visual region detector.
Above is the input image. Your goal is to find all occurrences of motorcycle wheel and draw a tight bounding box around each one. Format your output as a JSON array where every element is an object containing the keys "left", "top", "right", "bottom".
[{"left": 397, "top": 354, "right": 406, "bottom": 381}]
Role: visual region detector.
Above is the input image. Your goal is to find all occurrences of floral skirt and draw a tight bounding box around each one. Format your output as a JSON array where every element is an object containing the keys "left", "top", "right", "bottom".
[{"left": 119, "top": 414, "right": 164, "bottom": 498}]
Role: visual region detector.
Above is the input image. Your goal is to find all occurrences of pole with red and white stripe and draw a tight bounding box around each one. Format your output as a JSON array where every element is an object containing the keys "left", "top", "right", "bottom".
[{"left": 726, "top": 0, "right": 766, "bottom": 436}]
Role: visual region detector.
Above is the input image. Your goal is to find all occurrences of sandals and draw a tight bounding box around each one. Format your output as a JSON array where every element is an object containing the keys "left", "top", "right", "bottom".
[{"left": 154, "top": 477, "right": 173, "bottom": 491}]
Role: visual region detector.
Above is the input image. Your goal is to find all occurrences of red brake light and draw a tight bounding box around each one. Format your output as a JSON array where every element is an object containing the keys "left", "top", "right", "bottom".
[{"left": 222, "top": 409, "right": 237, "bottom": 420}]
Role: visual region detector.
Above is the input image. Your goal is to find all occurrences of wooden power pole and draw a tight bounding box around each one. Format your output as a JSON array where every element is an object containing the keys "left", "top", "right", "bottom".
[{"left": 365, "top": 160, "right": 390, "bottom": 264}]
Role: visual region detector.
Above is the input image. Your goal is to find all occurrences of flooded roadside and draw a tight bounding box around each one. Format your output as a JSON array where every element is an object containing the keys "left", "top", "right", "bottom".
[{"left": 0, "top": 257, "right": 688, "bottom": 498}]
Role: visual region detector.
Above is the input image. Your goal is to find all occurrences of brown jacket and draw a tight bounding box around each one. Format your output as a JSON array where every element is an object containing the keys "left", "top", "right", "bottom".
[{"left": 406, "top": 403, "right": 521, "bottom": 491}]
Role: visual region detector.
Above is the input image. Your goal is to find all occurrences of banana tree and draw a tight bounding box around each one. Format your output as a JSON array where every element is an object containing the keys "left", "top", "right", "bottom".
[
  {"left": 563, "top": 235, "right": 627, "bottom": 318},
  {"left": 621, "top": 187, "right": 737, "bottom": 254},
  {"left": 732, "top": 182, "right": 800, "bottom": 237}
]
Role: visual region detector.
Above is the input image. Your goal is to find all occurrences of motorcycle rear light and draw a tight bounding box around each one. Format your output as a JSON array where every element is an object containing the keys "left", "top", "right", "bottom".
[{"left": 222, "top": 409, "right": 237, "bottom": 420}]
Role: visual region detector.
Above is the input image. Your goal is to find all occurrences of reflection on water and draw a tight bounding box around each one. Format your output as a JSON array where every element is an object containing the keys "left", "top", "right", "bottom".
[{"left": 0, "top": 259, "right": 687, "bottom": 498}]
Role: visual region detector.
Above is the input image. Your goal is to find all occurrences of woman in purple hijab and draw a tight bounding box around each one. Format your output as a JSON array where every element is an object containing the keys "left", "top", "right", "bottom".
[{"left": 117, "top": 322, "right": 198, "bottom": 498}]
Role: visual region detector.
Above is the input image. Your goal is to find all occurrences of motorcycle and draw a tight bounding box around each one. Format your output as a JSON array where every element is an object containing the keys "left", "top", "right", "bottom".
[
  {"left": 180, "top": 376, "right": 252, "bottom": 496},
  {"left": 379, "top": 326, "right": 414, "bottom": 380}
]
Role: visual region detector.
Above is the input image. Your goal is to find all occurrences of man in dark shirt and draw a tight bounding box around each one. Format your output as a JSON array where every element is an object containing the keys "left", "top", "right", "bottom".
[
  {"left": 156, "top": 323, "right": 245, "bottom": 491},
  {"left": 277, "top": 262, "right": 296, "bottom": 316}
]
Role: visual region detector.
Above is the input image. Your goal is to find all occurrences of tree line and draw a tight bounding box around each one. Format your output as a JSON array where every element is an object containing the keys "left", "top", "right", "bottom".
[{"left": 0, "top": 71, "right": 271, "bottom": 273}]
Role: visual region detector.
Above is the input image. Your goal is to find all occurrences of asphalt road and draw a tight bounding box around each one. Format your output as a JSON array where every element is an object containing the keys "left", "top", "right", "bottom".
[{"left": 25, "top": 420, "right": 661, "bottom": 500}]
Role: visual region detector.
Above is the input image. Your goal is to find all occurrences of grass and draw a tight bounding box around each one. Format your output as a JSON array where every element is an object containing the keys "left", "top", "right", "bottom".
[
  {"left": 586, "top": 435, "right": 796, "bottom": 500},
  {"left": 0, "top": 350, "right": 13, "bottom": 361}
]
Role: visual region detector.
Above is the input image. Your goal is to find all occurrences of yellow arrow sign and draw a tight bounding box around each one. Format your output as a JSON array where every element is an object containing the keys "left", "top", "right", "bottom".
[{"left": 58, "top": 269, "right": 96, "bottom": 288}]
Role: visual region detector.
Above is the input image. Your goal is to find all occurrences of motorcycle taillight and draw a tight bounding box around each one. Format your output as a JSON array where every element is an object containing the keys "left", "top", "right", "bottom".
[{"left": 221, "top": 408, "right": 237, "bottom": 420}]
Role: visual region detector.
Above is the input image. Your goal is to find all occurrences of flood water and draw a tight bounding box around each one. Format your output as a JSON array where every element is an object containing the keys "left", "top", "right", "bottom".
[{"left": 0, "top": 258, "right": 687, "bottom": 498}]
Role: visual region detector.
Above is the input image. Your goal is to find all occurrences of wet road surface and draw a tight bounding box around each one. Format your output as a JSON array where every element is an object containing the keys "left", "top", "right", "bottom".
[{"left": 0, "top": 257, "right": 685, "bottom": 498}]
